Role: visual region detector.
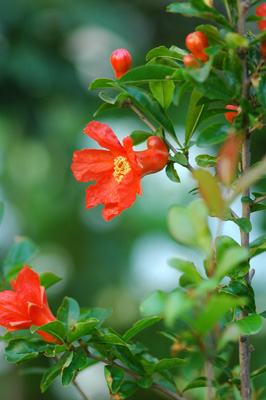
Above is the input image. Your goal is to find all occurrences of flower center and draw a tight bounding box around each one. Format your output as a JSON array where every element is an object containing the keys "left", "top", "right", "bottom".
[{"left": 113, "top": 156, "right": 131, "bottom": 183}]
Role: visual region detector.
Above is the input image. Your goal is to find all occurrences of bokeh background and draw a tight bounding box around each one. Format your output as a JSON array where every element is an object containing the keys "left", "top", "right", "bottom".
[{"left": 0, "top": 0, "right": 266, "bottom": 399}]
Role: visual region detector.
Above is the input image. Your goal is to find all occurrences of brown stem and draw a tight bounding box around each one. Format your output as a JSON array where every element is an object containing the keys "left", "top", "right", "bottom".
[
  {"left": 237, "top": 1, "right": 253, "bottom": 399},
  {"left": 80, "top": 345, "right": 186, "bottom": 400},
  {"left": 253, "top": 194, "right": 266, "bottom": 204}
]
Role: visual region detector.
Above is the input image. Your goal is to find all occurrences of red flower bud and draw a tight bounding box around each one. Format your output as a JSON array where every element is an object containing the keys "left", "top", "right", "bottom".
[
  {"left": 225, "top": 104, "right": 239, "bottom": 124},
  {"left": 0, "top": 266, "right": 58, "bottom": 343},
  {"left": 183, "top": 54, "right": 201, "bottom": 67},
  {"left": 216, "top": 134, "right": 241, "bottom": 185},
  {"left": 256, "top": 3, "right": 266, "bottom": 31},
  {"left": 185, "top": 31, "right": 209, "bottom": 63},
  {"left": 110, "top": 49, "right": 132, "bottom": 79}
]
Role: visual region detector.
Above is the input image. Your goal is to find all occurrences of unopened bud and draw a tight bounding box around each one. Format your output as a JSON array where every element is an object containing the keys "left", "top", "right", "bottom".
[{"left": 110, "top": 49, "right": 132, "bottom": 79}]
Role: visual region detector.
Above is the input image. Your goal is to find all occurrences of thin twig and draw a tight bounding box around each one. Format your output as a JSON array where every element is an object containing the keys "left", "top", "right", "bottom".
[
  {"left": 129, "top": 103, "right": 157, "bottom": 133},
  {"left": 80, "top": 345, "right": 186, "bottom": 400},
  {"left": 72, "top": 379, "right": 91, "bottom": 400},
  {"left": 230, "top": 208, "right": 240, "bottom": 220},
  {"left": 253, "top": 194, "right": 266, "bottom": 204}
]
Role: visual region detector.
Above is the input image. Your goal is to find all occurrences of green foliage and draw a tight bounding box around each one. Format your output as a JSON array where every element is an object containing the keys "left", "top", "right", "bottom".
[{"left": 2, "top": 238, "right": 37, "bottom": 279}]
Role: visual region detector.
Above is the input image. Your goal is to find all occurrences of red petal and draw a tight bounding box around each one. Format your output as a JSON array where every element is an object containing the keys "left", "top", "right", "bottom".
[
  {"left": 84, "top": 121, "right": 124, "bottom": 155},
  {"left": 29, "top": 303, "right": 56, "bottom": 327},
  {"left": 86, "top": 174, "right": 121, "bottom": 209},
  {"left": 15, "top": 266, "right": 42, "bottom": 307},
  {"left": 71, "top": 149, "right": 114, "bottom": 182},
  {"left": 122, "top": 136, "right": 142, "bottom": 171},
  {"left": 116, "top": 169, "right": 142, "bottom": 209},
  {"left": 0, "top": 291, "right": 30, "bottom": 328}
]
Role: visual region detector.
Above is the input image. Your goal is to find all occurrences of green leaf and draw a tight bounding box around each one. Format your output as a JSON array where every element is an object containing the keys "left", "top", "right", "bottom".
[
  {"left": 168, "top": 200, "right": 213, "bottom": 256},
  {"left": 250, "top": 235, "right": 266, "bottom": 258},
  {"left": 196, "top": 24, "right": 226, "bottom": 45},
  {"left": 225, "top": 32, "right": 249, "bottom": 48},
  {"left": 138, "top": 376, "right": 153, "bottom": 388},
  {"left": 233, "top": 218, "right": 252, "bottom": 233},
  {"left": 140, "top": 290, "right": 167, "bottom": 317},
  {"left": 169, "top": 152, "right": 188, "bottom": 166},
  {"left": 194, "top": 293, "right": 244, "bottom": 335},
  {"left": 104, "top": 366, "right": 125, "bottom": 394},
  {"left": 41, "top": 352, "right": 71, "bottom": 392},
  {"left": 229, "top": 314, "right": 263, "bottom": 336},
  {"left": 197, "top": 123, "right": 229, "bottom": 147},
  {"left": 195, "top": 154, "right": 217, "bottom": 168},
  {"left": 116, "top": 380, "right": 138, "bottom": 399},
  {"left": 89, "top": 78, "right": 115, "bottom": 90},
  {"left": 173, "top": 81, "right": 192, "bottom": 106},
  {"left": 113, "top": 84, "right": 177, "bottom": 140},
  {"left": 223, "top": 50, "right": 242, "bottom": 95},
  {"left": 5, "top": 339, "right": 47, "bottom": 364},
  {"left": 123, "top": 316, "right": 161, "bottom": 342},
  {"left": 183, "top": 60, "right": 212, "bottom": 83},
  {"left": 93, "top": 102, "right": 119, "bottom": 117},
  {"left": 166, "top": 162, "right": 181, "bottom": 182},
  {"left": 98, "top": 91, "right": 128, "bottom": 105},
  {"left": 39, "top": 272, "right": 62, "bottom": 289},
  {"left": 215, "top": 245, "right": 249, "bottom": 281},
  {"left": 188, "top": 72, "right": 233, "bottom": 100},
  {"left": 61, "top": 348, "right": 87, "bottom": 386},
  {"left": 94, "top": 333, "right": 128, "bottom": 347},
  {"left": 169, "top": 258, "right": 204, "bottom": 286},
  {"left": 130, "top": 131, "right": 152, "bottom": 145},
  {"left": 146, "top": 358, "right": 187, "bottom": 374},
  {"left": 0, "top": 202, "right": 4, "bottom": 225},
  {"left": 251, "top": 364, "right": 266, "bottom": 379},
  {"left": 146, "top": 45, "right": 187, "bottom": 61},
  {"left": 118, "top": 65, "right": 178, "bottom": 84},
  {"left": 192, "top": 169, "right": 224, "bottom": 218},
  {"left": 67, "top": 318, "right": 99, "bottom": 344},
  {"left": 112, "top": 346, "right": 145, "bottom": 374},
  {"left": 185, "top": 90, "right": 208, "bottom": 146},
  {"left": 183, "top": 377, "right": 216, "bottom": 392},
  {"left": 164, "top": 290, "right": 193, "bottom": 327},
  {"left": 150, "top": 80, "right": 175, "bottom": 110},
  {"left": 57, "top": 297, "right": 80, "bottom": 331},
  {"left": 31, "top": 321, "right": 66, "bottom": 343},
  {"left": 167, "top": 2, "right": 201, "bottom": 17},
  {"left": 79, "top": 307, "right": 112, "bottom": 327},
  {"left": 249, "top": 29, "right": 266, "bottom": 45},
  {"left": 3, "top": 238, "right": 37, "bottom": 277}
]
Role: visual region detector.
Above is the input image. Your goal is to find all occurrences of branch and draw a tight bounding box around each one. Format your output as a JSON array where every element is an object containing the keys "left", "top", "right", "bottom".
[
  {"left": 253, "top": 194, "right": 266, "bottom": 204},
  {"left": 80, "top": 344, "right": 186, "bottom": 400}
]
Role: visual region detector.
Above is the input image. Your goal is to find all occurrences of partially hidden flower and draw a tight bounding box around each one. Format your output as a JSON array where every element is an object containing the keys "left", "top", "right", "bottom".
[
  {"left": 71, "top": 121, "right": 169, "bottom": 221},
  {"left": 0, "top": 266, "right": 57, "bottom": 343},
  {"left": 256, "top": 3, "right": 266, "bottom": 31},
  {"left": 225, "top": 104, "right": 239, "bottom": 124}
]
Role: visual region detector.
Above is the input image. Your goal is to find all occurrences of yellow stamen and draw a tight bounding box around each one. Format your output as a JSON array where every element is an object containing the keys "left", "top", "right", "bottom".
[{"left": 113, "top": 156, "right": 131, "bottom": 183}]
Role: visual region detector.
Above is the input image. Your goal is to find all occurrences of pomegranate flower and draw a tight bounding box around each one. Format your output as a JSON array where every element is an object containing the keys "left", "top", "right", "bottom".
[
  {"left": 0, "top": 266, "right": 57, "bottom": 343},
  {"left": 71, "top": 121, "right": 169, "bottom": 221}
]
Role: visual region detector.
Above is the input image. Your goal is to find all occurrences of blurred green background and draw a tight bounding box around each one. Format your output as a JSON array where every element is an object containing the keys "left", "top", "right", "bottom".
[{"left": 0, "top": 0, "right": 266, "bottom": 399}]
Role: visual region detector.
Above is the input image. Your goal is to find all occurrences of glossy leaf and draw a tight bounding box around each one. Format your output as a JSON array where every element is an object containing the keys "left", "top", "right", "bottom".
[
  {"left": 61, "top": 348, "right": 87, "bottom": 386},
  {"left": 250, "top": 235, "right": 266, "bottom": 258},
  {"left": 169, "top": 152, "right": 188, "bottom": 166},
  {"left": 195, "top": 154, "right": 217, "bottom": 168},
  {"left": 145, "top": 358, "right": 187, "bottom": 374},
  {"left": 116, "top": 380, "right": 138, "bottom": 399},
  {"left": 197, "top": 123, "right": 229, "bottom": 147},
  {"left": 150, "top": 80, "right": 175, "bottom": 110},
  {"left": 185, "top": 90, "right": 208, "bottom": 146},
  {"left": 57, "top": 297, "right": 80, "bottom": 331},
  {"left": 31, "top": 321, "right": 66, "bottom": 343},
  {"left": 89, "top": 78, "right": 115, "bottom": 90},
  {"left": 183, "top": 377, "right": 216, "bottom": 392},
  {"left": 79, "top": 307, "right": 112, "bottom": 327},
  {"left": 94, "top": 333, "right": 128, "bottom": 347},
  {"left": 192, "top": 169, "right": 224, "bottom": 218},
  {"left": 41, "top": 352, "right": 71, "bottom": 392},
  {"left": 166, "top": 162, "right": 181, "bottom": 182},
  {"left": 173, "top": 81, "right": 192, "bottom": 106},
  {"left": 114, "top": 85, "right": 177, "bottom": 140},
  {"left": 130, "top": 131, "right": 152, "bottom": 145},
  {"left": 67, "top": 318, "right": 99, "bottom": 344},
  {"left": 229, "top": 314, "right": 263, "bottom": 336},
  {"left": 188, "top": 73, "right": 233, "bottom": 100},
  {"left": 233, "top": 217, "right": 252, "bottom": 233},
  {"left": 146, "top": 45, "right": 187, "bottom": 61},
  {"left": 39, "top": 272, "right": 62, "bottom": 289},
  {"left": 196, "top": 24, "right": 225, "bottom": 45},
  {"left": 118, "top": 65, "right": 177, "bottom": 84},
  {"left": 104, "top": 366, "right": 125, "bottom": 394},
  {"left": 138, "top": 376, "right": 153, "bottom": 388},
  {"left": 5, "top": 339, "right": 46, "bottom": 364},
  {"left": 123, "top": 316, "right": 161, "bottom": 342},
  {"left": 93, "top": 102, "right": 119, "bottom": 117}
]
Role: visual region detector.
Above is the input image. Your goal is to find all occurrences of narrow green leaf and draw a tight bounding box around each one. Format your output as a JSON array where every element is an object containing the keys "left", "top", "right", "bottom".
[
  {"left": 5, "top": 339, "right": 46, "bottom": 364},
  {"left": 250, "top": 235, "right": 266, "bottom": 258},
  {"left": 195, "top": 154, "right": 217, "bottom": 168},
  {"left": 123, "top": 316, "right": 161, "bottom": 342},
  {"left": 130, "top": 131, "right": 151, "bottom": 146},
  {"left": 185, "top": 90, "right": 208, "bottom": 146},
  {"left": 89, "top": 78, "right": 114, "bottom": 90},
  {"left": 170, "top": 152, "right": 188, "bottom": 166},
  {"left": 41, "top": 352, "right": 71, "bottom": 392},
  {"left": 94, "top": 333, "right": 128, "bottom": 347},
  {"left": 166, "top": 163, "right": 181, "bottom": 182},
  {"left": 118, "top": 65, "right": 177, "bottom": 84},
  {"left": 146, "top": 45, "right": 187, "bottom": 61},
  {"left": 79, "top": 307, "right": 112, "bottom": 327},
  {"left": 148, "top": 358, "right": 187, "bottom": 374},
  {"left": 251, "top": 364, "right": 266, "bottom": 379},
  {"left": 61, "top": 348, "right": 87, "bottom": 386},
  {"left": 39, "top": 272, "right": 62, "bottom": 289},
  {"left": 113, "top": 84, "right": 177, "bottom": 140},
  {"left": 183, "top": 377, "right": 216, "bottom": 392},
  {"left": 57, "top": 297, "right": 80, "bottom": 331},
  {"left": 3, "top": 238, "right": 37, "bottom": 277},
  {"left": 93, "top": 102, "right": 118, "bottom": 117}
]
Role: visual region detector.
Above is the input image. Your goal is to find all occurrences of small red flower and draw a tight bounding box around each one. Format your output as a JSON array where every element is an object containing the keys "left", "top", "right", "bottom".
[
  {"left": 0, "top": 266, "right": 57, "bottom": 343},
  {"left": 71, "top": 121, "right": 169, "bottom": 221},
  {"left": 256, "top": 3, "right": 266, "bottom": 31},
  {"left": 225, "top": 104, "right": 239, "bottom": 124}
]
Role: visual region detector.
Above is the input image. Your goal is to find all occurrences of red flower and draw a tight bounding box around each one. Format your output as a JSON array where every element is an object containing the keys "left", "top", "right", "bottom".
[
  {"left": 0, "top": 266, "right": 57, "bottom": 343},
  {"left": 71, "top": 121, "right": 169, "bottom": 221}
]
